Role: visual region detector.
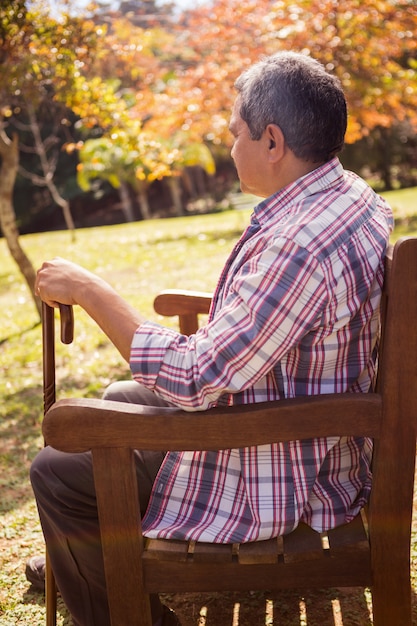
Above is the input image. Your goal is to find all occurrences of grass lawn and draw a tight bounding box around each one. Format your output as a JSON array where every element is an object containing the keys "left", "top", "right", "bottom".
[{"left": 1, "top": 187, "right": 417, "bottom": 625}]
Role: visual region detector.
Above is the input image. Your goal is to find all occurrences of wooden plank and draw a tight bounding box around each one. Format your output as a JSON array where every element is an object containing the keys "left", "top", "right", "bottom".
[
  {"left": 144, "top": 538, "right": 189, "bottom": 562},
  {"left": 326, "top": 513, "right": 369, "bottom": 554},
  {"left": 193, "top": 542, "right": 233, "bottom": 563},
  {"left": 153, "top": 290, "right": 212, "bottom": 317},
  {"left": 282, "top": 523, "right": 324, "bottom": 563},
  {"left": 43, "top": 393, "right": 382, "bottom": 453},
  {"left": 178, "top": 313, "right": 200, "bottom": 335},
  {"left": 92, "top": 447, "right": 151, "bottom": 626},
  {"left": 238, "top": 538, "right": 279, "bottom": 564},
  {"left": 143, "top": 550, "right": 372, "bottom": 593}
]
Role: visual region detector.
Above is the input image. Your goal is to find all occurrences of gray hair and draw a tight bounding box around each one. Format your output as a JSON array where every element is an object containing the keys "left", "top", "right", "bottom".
[{"left": 234, "top": 52, "right": 347, "bottom": 163}]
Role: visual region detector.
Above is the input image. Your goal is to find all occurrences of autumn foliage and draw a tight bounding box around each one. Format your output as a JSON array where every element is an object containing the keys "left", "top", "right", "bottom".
[
  {"left": 61, "top": 0, "right": 417, "bottom": 150},
  {"left": 1, "top": 0, "right": 417, "bottom": 213}
]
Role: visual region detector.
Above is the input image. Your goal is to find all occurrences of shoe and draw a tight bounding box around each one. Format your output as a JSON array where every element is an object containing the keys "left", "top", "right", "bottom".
[
  {"left": 25, "top": 555, "right": 46, "bottom": 591},
  {"left": 161, "top": 604, "right": 182, "bottom": 626}
]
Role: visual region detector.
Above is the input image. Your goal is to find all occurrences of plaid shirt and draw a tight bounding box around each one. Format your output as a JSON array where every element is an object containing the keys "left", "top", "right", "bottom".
[{"left": 131, "top": 158, "right": 393, "bottom": 543}]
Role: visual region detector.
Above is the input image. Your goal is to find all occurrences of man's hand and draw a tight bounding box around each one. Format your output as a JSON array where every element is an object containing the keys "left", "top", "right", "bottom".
[
  {"left": 35, "top": 257, "right": 146, "bottom": 363},
  {"left": 35, "top": 257, "right": 97, "bottom": 308}
]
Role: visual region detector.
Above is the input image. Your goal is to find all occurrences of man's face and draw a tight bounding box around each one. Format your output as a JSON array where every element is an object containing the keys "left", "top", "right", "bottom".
[{"left": 229, "top": 98, "right": 270, "bottom": 198}]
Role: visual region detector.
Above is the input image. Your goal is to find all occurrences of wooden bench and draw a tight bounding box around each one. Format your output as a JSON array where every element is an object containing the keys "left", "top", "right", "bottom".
[{"left": 42, "top": 237, "right": 417, "bottom": 626}]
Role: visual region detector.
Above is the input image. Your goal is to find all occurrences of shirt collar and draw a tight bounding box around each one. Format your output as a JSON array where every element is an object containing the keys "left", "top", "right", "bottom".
[{"left": 252, "top": 158, "right": 345, "bottom": 226}]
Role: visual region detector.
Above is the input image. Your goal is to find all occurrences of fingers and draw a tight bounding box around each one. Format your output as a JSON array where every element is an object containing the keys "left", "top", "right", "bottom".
[{"left": 35, "top": 258, "right": 72, "bottom": 306}]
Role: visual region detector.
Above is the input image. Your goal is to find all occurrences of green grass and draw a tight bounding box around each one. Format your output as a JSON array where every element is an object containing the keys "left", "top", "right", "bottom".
[
  {"left": 1, "top": 188, "right": 417, "bottom": 625},
  {"left": 382, "top": 186, "right": 417, "bottom": 217},
  {"left": 382, "top": 187, "right": 417, "bottom": 239}
]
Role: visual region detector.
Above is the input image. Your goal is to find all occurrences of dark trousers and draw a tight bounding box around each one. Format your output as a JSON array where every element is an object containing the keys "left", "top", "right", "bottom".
[{"left": 30, "top": 381, "right": 171, "bottom": 626}]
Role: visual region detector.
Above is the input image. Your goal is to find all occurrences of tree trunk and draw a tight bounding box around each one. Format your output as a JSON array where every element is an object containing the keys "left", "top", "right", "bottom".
[
  {"left": 119, "top": 181, "right": 135, "bottom": 222},
  {"left": 374, "top": 128, "right": 394, "bottom": 191},
  {"left": 136, "top": 185, "right": 151, "bottom": 220},
  {"left": 166, "top": 176, "right": 185, "bottom": 216},
  {"left": 0, "top": 132, "right": 41, "bottom": 318}
]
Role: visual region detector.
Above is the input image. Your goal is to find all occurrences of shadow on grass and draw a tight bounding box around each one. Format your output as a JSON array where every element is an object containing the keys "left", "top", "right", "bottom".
[
  {"left": 14, "top": 585, "right": 383, "bottom": 625},
  {"left": 0, "top": 379, "right": 93, "bottom": 515},
  {"left": 0, "top": 320, "right": 41, "bottom": 347},
  {"left": 0, "top": 385, "right": 44, "bottom": 514},
  {"left": 23, "top": 587, "right": 72, "bottom": 625},
  {"left": 163, "top": 585, "right": 417, "bottom": 625},
  {"left": 0, "top": 366, "right": 123, "bottom": 515},
  {"left": 18, "top": 578, "right": 417, "bottom": 626}
]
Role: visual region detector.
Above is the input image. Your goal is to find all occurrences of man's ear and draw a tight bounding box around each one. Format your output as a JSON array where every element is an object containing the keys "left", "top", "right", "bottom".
[{"left": 266, "top": 124, "right": 285, "bottom": 161}]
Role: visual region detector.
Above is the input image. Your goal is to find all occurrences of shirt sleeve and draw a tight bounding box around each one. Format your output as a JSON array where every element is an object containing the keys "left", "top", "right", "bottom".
[{"left": 130, "top": 238, "right": 328, "bottom": 410}]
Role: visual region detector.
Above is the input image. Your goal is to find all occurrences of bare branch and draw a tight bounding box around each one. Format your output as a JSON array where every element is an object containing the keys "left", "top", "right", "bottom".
[
  {"left": 18, "top": 165, "right": 47, "bottom": 186},
  {"left": 43, "top": 136, "right": 60, "bottom": 152},
  {"left": 11, "top": 117, "right": 32, "bottom": 132},
  {"left": 18, "top": 144, "right": 40, "bottom": 155}
]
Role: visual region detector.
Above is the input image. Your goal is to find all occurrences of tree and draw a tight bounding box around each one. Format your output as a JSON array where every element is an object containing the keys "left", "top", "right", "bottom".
[
  {"left": 70, "top": 13, "right": 217, "bottom": 218},
  {"left": 272, "top": 0, "right": 417, "bottom": 142},
  {"left": 167, "top": 0, "right": 416, "bottom": 186},
  {"left": 17, "top": 100, "right": 76, "bottom": 235},
  {"left": 76, "top": 123, "right": 216, "bottom": 218},
  {"left": 161, "top": 136, "right": 216, "bottom": 216},
  {"left": 0, "top": 0, "right": 101, "bottom": 316},
  {"left": 0, "top": 1, "right": 41, "bottom": 316},
  {"left": 76, "top": 124, "right": 173, "bottom": 220},
  {"left": 0, "top": 126, "right": 41, "bottom": 316}
]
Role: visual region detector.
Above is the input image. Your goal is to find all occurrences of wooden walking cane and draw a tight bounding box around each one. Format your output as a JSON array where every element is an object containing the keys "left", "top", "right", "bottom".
[{"left": 42, "top": 302, "right": 74, "bottom": 626}]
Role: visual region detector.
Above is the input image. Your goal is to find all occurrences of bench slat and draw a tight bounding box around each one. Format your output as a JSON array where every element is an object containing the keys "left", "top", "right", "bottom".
[
  {"left": 193, "top": 542, "right": 233, "bottom": 563},
  {"left": 283, "top": 523, "right": 324, "bottom": 563},
  {"left": 144, "top": 538, "right": 189, "bottom": 562},
  {"left": 238, "top": 538, "right": 279, "bottom": 564},
  {"left": 326, "top": 512, "right": 369, "bottom": 553}
]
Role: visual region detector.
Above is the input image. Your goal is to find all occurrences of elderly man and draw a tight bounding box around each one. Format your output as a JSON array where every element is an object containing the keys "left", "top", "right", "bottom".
[{"left": 29, "top": 51, "right": 393, "bottom": 626}]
